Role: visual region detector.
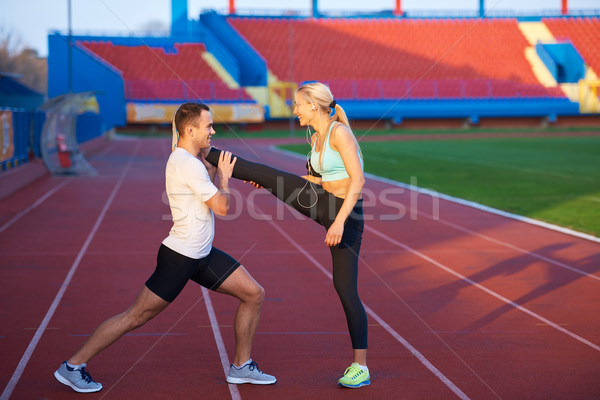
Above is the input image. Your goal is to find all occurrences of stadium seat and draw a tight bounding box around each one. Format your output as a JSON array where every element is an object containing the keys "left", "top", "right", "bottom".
[
  {"left": 543, "top": 17, "right": 600, "bottom": 75},
  {"left": 228, "top": 17, "right": 565, "bottom": 101},
  {"left": 79, "top": 41, "right": 253, "bottom": 102}
]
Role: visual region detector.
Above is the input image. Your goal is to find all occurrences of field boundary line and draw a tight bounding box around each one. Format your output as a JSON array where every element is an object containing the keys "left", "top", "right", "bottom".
[{"left": 271, "top": 146, "right": 600, "bottom": 244}]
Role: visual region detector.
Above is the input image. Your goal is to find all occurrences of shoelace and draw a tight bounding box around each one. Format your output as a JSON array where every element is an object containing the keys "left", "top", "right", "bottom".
[
  {"left": 248, "top": 361, "right": 261, "bottom": 373},
  {"left": 343, "top": 366, "right": 363, "bottom": 379},
  {"left": 79, "top": 368, "right": 94, "bottom": 384}
]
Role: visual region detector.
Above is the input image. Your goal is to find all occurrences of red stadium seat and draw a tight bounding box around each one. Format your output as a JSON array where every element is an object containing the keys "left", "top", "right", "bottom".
[
  {"left": 543, "top": 17, "right": 600, "bottom": 76},
  {"left": 228, "top": 17, "right": 564, "bottom": 100}
]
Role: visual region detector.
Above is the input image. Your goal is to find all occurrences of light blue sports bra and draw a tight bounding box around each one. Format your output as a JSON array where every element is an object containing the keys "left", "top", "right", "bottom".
[{"left": 310, "top": 122, "right": 363, "bottom": 182}]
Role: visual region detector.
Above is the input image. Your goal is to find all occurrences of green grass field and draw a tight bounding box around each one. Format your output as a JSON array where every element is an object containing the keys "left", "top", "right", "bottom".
[{"left": 279, "top": 135, "right": 600, "bottom": 237}]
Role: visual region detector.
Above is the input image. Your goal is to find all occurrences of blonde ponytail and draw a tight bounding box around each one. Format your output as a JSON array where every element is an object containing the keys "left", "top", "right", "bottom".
[
  {"left": 171, "top": 115, "right": 179, "bottom": 152},
  {"left": 332, "top": 103, "right": 350, "bottom": 127}
]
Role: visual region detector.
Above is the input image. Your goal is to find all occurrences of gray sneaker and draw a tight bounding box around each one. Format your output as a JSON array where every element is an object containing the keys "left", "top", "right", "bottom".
[
  {"left": 226, "top": 360, "right": 276, "bottom": 385},
  {"left": 54, "top": 361, "right": 103, "bottom": 393}
]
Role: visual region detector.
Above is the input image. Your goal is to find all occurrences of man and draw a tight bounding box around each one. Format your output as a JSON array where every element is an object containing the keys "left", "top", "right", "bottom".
[{"left": 54, "top": 102, "right": 276, "bottom": 393}]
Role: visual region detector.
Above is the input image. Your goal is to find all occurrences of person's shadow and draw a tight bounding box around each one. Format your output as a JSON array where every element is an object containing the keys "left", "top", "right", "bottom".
[
  {"left": 407, "top": 242, "right": 599, "bottom": 330},
  {"left": 463, "top": 248, "right": 600, "bottom": 332}
]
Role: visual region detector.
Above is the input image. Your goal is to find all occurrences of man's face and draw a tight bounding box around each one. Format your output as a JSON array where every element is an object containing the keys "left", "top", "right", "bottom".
[{"left": 192, "top": 109, "right": 215, "bottom": 149}]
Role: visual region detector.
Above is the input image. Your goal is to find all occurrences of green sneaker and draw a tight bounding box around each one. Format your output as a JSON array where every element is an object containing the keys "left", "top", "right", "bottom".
[{"left": 337, "top": 363, "right": 370, "bottom": 388}]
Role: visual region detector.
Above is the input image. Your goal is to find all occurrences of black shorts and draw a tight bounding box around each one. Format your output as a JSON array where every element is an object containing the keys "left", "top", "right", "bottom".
[{"left": 145, "top": 244, "right": 240, "bottom": 303}]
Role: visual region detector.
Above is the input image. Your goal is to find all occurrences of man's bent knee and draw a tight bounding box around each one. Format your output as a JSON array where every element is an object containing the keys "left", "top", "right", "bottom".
[
  {"left": 124, "top": 308, "right": 159, "bottom": 330},
  {"left": 244, "top": 283, "right": 265, "bottom": 306}
]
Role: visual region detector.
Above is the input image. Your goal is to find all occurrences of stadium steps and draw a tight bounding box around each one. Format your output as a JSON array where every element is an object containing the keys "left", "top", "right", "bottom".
[
  {"left": 543, "top": 17, "right": 600, "bottom": 113},
  {"left": 264, "top": 72, "right": 297, "bottom": 118},
  {"left": 201, "top": 52, "right": 239, "bottom": 89},
  {"left": 517, "top": 21, "right": 590, "bottom": 106},
  {"left": 519, "top": 22, "right": 560, "bottom": 87},
  {"left": 200, "top": 51, "right": 272, "bottom": 108}
]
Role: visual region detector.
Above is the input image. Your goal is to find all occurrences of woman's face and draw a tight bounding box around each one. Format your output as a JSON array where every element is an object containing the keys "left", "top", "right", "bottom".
[{"left": 293, "top": 93, "right": 315, "bottom": 127}]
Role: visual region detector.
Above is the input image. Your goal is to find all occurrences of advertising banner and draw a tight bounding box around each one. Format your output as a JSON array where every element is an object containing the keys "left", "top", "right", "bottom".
[
  {"left": 126, "top": 103, "right": 264, "bottom": 124},
  {"left": 0, "top": 110, "right": 14, "bottom": 162}
]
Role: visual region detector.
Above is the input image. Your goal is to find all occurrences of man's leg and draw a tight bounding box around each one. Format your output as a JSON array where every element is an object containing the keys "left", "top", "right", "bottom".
[
  {"left": 69, "top": 286, "right": 169, "bottom": 365},
  {"left": 215, "top": 266, "right": 276, "bottom": 385},
  {"left": 55, "top": 286, "right": 169, "bottom": 392},
  {"left": 215, "top": 266, "right": 264, "bottom": 366}
]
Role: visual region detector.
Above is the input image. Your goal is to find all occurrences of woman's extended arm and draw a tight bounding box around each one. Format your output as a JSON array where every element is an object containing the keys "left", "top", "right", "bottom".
[{"left": 325, "top": 125, "right": 365, "bottom": 247}]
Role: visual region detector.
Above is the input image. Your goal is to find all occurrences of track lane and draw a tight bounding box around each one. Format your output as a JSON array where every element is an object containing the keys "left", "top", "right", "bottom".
[{"left": 2, "top": 137, "right": 599, "bottom": 399}]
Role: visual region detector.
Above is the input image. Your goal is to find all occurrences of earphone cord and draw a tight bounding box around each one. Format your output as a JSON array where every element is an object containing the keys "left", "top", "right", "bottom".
[{"left": 296, "top": 124, "right": 319, "bottom": 209}]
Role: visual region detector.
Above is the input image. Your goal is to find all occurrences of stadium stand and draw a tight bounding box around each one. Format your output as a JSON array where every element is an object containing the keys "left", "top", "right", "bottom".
[
  {"left": 229, "top": 17, "right": 566, "bottom": 100},
  {"left": 47, "top": 8, "right": 597, "bottom": 127},
  {"left": 543, "top": 17, "right": 600, "bottom": 74},
  {"left": 79, "top": 41, "right": 253, "bottom": 102}
]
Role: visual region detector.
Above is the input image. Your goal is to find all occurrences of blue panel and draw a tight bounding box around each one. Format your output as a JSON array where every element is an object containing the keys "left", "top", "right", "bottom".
[
  {"left": 537, "top": 42, "right": 586, "bottom": 83},
  {"left": 171, "top": 0, "right": 188, "bottom": 37},
  {"left": 0, "top": 94, "right": 44, "bottom": 110},
  {"left": 201, "top": 11, "right": 267, "bottom": 86},
  {"left": 48, "top": 34, "right": 126, "bottom": 131},
  {"left": 289, "top": 98, "right": 580, "bottom": 121},
  {"left": 195, "top": 22, "right": 241, "bottom": 84},
  {"left": 536, "top": 43, "right": 557, "bottom": 79},
  {"left": 76, "top": 112, "right": 103, "bottom": 143}
]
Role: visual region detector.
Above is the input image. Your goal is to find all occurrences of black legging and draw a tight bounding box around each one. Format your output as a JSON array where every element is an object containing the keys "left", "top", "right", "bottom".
[{"left": 206, "top": 148, "right": 368, "bottom": 349}]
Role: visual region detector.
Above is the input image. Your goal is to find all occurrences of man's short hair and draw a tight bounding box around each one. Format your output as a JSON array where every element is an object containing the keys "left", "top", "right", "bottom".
[{"left": 174, "top": 102, "right": 210, "bottom": 136}]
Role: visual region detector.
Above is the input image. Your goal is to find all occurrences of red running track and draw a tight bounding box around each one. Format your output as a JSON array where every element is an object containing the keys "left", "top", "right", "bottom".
[{"left": 0, "top": 136, "right": 599, "bottom": 400}]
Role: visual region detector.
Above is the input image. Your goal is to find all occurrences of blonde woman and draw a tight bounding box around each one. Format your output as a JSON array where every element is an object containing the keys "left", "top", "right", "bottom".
[{"left": 205, "top": 82, "right": 369, "bottom": 388}]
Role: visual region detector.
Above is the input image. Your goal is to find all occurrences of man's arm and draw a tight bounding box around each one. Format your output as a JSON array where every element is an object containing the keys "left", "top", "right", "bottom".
[
  {"left": 204, "top": 151, "right": 236, "bottom": 216},
  {"left": 200, "top": 152, "right": 217, "bottom": 182}
]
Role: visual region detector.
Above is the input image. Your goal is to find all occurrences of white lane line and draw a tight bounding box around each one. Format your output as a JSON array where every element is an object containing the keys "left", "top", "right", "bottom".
[
  {"left": 202, "top": 287, "right": 242, "bottom": 400},
  {"left": 0, "top": 140, "right": 118, "bottom": 235},
  {"left": 0, "top": 179, "right": 72, "bottom": 234},
  {"left": 0, "top": 142, "right": 141, "bottom": 400},
  {"left": 364, "top": 171, "right": 600, "bottom": 244},
  {"left": 249, "top": 199, "right": 471, "bottom": 400},
  {"left": 420, "top": 210, "right": 600, "bottom": 282},
  {"left": 271, "top": 146, "right": 599, "bottom": 280},
  {"left": 365, "top": 225, "right": 600, "bottom": 352}
]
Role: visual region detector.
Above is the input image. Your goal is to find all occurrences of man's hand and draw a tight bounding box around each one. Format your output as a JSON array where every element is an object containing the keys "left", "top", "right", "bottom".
[{"left": 217, "top": 151, "right": 236, "bottom": 183}]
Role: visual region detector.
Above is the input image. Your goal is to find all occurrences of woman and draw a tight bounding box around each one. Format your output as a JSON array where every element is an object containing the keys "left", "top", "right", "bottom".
[{"left": 204, "top": 82, "right": 369, "bottom": 388}]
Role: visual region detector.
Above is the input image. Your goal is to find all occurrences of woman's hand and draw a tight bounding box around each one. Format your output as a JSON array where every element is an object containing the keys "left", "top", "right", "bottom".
[
  {"left": 244, "top": 180, "right": 263, "bottom": 189},
  {"left": 325, "top": 220, "right": 344, "bottom": 247}
]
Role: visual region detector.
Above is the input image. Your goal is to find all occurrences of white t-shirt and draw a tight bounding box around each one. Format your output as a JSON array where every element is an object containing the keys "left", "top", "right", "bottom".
[{"left": 162, "top": 148, "right": 219, "bottom": 259}]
